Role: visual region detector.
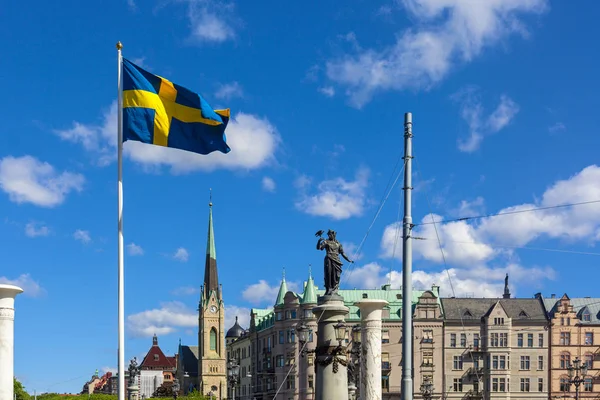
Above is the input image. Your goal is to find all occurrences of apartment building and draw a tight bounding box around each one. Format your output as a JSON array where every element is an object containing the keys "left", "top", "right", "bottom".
[
  {"left": 541, "top": 293, "right": 600, "bottom": 399},
  {"left": 441, "top": 297, "right": 548, "bottom": 400}
]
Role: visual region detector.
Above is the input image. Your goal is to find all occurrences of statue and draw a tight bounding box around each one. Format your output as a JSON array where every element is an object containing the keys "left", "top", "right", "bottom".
[
  {"left": 316, "top": 229, "right": 354, "bottom": 295},
  {"left": 128, "top": 357, "right": 140, "bottom": 386}
]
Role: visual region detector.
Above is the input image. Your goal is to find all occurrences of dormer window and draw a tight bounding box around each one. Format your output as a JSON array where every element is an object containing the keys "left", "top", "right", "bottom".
[
  {"left": 583, "top": 310, "right": 591, "bottom": 322},
  {"left": 154, "top": 354, "right": 159, "bottom": 361},
  {"left": 463, "top": 310, "right": 473, "bottom": 318},
  {"left": 519, "top": 310, "right": 528, "bottom": 318}
]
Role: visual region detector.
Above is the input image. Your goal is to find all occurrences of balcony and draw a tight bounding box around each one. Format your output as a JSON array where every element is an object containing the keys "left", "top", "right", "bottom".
[{"left": 382, "top": 361, "right": 392, "bottom": 374}]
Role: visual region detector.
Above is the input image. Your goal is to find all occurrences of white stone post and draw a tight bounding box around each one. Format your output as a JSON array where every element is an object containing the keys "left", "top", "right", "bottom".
[
  {"left": 355, "top": 299, "right": 388, "bottom": 400},
  {"left": 313, "top": 295, "right": 349, "bottom": 400},
  {"left": 0, "top": 284, "right": 24, "bottom": 400}
]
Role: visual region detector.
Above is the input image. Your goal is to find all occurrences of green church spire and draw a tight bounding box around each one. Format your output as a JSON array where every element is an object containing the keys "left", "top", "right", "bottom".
[
  {"left": 275, "top": 268, "right": 288, "bottom": 306},
  {"left": 302, "top": 267, "right": 317, "bottom": 304}
]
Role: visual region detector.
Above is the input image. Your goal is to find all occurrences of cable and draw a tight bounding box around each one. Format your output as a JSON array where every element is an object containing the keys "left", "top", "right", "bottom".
[{"left": 415, "top": 199, "right": 600, "bottom": 226}]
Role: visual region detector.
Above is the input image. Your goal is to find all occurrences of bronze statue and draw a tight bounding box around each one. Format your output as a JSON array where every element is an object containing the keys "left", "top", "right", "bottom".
[
  {"left": 128, "top": 357, "right": 139, "bottom": 386},
  {"left": 316, "top": 229, "right": 353, "bottom": 295}
]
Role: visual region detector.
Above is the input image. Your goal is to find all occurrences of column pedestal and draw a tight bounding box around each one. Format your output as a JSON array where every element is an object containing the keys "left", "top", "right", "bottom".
[
  {"left": 127, "top": 383, "right": 139, "bottom": 400},
  {"left": 0, "top": 284, "right": 24, "bottom": 400},
  {"left": 356, "top": 299, "right": 388, "bottom": 400},
  {"left": 313, "top": 295, "right": 349, "bottom": 400}
]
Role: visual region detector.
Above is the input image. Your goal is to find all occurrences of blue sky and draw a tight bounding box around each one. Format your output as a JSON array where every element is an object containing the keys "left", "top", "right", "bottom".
[{"left": 2, "top": 0, "right": 600, "bottom": 394}]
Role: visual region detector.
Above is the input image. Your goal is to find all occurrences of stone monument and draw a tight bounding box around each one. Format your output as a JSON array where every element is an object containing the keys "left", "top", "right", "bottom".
[
  {"left": 313, "top": 229, "right": 353, "bottom": 399},
  {"left": 128, "top": 357, "right": 140, "bottom": 400},
  {"left": 356, "top": 299, "right": 388, "bottom": 400},
  {"left": 0, "top": 284, "right": 23, "bottom": 400}
]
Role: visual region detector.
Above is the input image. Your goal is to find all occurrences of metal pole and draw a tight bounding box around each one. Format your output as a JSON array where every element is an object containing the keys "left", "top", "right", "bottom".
[
  {"left": 401, "top": 112, "right": 413, "bottom": 400},
  {"left": 116, "top": 41, "right": 126, "bottom": 400}
]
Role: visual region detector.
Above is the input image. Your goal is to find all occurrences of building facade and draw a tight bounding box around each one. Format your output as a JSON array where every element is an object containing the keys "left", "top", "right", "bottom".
[
  {"left": 139, "top": 334, "right": 177, "bottom": 398},
  {"left": 441, "top": 293, "right": 549, "bottom": 400},
  {"left": 541, "top": 293, "right": 600, "bottom": 399}
]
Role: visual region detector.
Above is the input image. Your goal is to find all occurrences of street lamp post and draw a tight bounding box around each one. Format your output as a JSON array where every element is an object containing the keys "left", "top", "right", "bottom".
[
  {"left": 347, "top": 326, "right": 362, "bottom": 400},
  {"left": 567, "top": 357, "right": 588, "bottom": 400},
  {"left": 420, "top": 376, "right": 433, "bottom": 400},
  {"left": 227, "top": 358, "right": 240, "bottom": 400}
]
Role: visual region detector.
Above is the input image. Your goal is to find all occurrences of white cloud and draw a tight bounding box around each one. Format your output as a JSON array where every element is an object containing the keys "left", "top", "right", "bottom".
[
  {"left": 549, "top": 122, "right": 566, "bottom": 133},
  {"left": 318, "top": 86, "right": 335, "bottom": 97},
  {"left": 0, "top": 273, "right": 44, "bottom": 297},
  {"left": 25, "top": 222, "right": 50, "bottom": 238},
  {"left": 455, "top": 196, "right": 485, "bottom": 217},
  {"left": 180, "top": 0, "right": 236, "bottom": 43},
  {"left": 174, "top": 247, "right": 189, "bottom": 262},
  {"left": 454, "top": 89, "right": 520, "bottom": 152},
  {"left": 171, "top": 286, "right": 199, "bottom": 296},
  {"left": 127, "top": 301, "right": 197, "bottom": 337},
  {"left": 0, "top": 156, "right": 84, "bottom": 207},
  {"left": 262, "top": 176, "right": 276, "bottom": 193},
  {"left": 295, "top": 167, "right": 370, "bottom": 220},
  {"left": 56, "top": 102, "right": 281, "bottom": 174},
  {"left": 127, "top": 243, "right": 144, "bottom": 256},
  {"left": 73, "top": 229, "right": 91, "bottom": 244},
  {"left": 215, "top": 82, "right": 243, "bottom": 100},
  {"left": 324, "top": 0, "right": 547, "bottom": 107},
  {"left": 242, "top": 279, "right": 300, "bottom": 305}
]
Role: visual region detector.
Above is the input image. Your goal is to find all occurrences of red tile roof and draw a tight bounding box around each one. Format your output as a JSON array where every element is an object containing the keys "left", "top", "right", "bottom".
[{"left": 140, "top": 337, "right": 176, "bottom": 370}]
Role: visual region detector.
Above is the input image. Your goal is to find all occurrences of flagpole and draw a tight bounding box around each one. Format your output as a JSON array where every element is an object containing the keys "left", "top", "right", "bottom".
[{"left": 116, "top": 41, "right": 126, "bottom": 400}]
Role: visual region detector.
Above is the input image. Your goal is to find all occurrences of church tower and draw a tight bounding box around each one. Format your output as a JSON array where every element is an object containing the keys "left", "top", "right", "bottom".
[{"left": 198, "top": 199, "right": 226, "bottom": 398}]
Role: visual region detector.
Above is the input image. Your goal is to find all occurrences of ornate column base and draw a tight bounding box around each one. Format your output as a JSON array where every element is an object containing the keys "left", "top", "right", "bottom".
[{"left": 313, "top": 294, "right": 349, "bottom": 400}]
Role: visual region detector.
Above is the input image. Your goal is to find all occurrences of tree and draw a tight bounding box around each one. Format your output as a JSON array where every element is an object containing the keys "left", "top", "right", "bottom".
[{"left": 14, "top": 378, "right": 31, "bottom": 400}]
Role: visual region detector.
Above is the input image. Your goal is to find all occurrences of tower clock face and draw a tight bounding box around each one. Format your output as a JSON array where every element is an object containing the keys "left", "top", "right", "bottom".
[{"left": 210, "top": 305, "right": 218, "bottom": 313}]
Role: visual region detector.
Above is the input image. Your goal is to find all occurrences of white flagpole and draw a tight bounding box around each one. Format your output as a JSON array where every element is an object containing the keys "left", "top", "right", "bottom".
[{"left": 116, "top": 41, "right": 126, "bottom": 400}]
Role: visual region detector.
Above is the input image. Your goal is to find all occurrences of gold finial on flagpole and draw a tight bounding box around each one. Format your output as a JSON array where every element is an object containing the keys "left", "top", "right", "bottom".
[{"left": 116, "top": 41, "right": 123, "bottom": 50}]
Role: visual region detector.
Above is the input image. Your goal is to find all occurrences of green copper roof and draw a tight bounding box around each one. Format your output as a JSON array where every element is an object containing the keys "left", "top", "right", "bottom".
[
  {"left": 206, "top": 203, "right": 216, "bottom": 259},
  {"left": 301, "top": 274, "right": 317, "bottom": 304},
  {"left": 275, "top": 270, "right": 288, "bottom": 306}
]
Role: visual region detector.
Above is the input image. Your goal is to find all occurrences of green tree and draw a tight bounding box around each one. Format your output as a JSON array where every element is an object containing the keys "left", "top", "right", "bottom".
[{"left": 14, "top": 378, "right": 31, "bottom": 400}]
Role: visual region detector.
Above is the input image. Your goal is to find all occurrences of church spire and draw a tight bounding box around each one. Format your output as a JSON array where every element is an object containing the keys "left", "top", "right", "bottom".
[{"left": 204, "top": 191, "right": 219, "bottom": 299}]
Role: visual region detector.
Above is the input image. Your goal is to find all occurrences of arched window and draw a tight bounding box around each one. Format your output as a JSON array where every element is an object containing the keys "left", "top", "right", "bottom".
[
  {"left": 584, "top": 353, "right": 593, "bottom": 369},
  {"left": 210, "top": 328, "right": 217, "bottom": 351}
]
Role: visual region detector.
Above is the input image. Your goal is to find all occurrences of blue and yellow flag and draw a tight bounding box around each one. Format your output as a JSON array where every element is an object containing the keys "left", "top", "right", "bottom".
[{"left": 122, "top": 58, "right": 231, "bottom": 155}]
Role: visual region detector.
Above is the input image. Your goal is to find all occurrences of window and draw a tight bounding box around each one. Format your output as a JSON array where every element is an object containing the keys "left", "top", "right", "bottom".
[
  {"left": 308, "top": 375, "right": 314, "bottom": 389},
  {"left": 473, "top": 356, "right": 481, "bottom": 369},
  {"left": 500, "top": 333, "right": 508, "bottom": 347},
  {"left": 473, "top": 380, "right": 479, "bottom": 393},
  {"left": 450, "top": 334, "right": 456, "bottom": 347},
  {"left": 494, "top": 317, "right": 504, "bottom": 325},
  {"left": 453, "top": 356, "right": 463, "bottom": 370},
  {"left": 382, "top": 376, "right": 390, "bottom": 391},
  {"left": 538, "top": 355, "right": 543, "bottom": 370},
  {"left": 520, "top": 378, "right": 530, "bottom": 392},
  {"left": 520, "top": 356, "right": 530, "bottom": 370},
  {"left": 423, "top": 329, "right": 433, "bottom": 343},
  {"left": 307, "top": 354, "right": 314, "bottom": 366},
  {"left": 567, "top": 318, "right": 571, "bottom": 325},
  {"left": 561, "top": 317, "right": 564, "bottom": 325},
  {"left": 210, "top": 328, "right": 217, "bottom": 351},
  {"left": 308, "top": 331, "right": 314, "bottom": 343},
  {"left": 423, "top": 351, "right": 433, "bottom": 366},
  {"left": 560, "top": 378, "right": 570, "bottom": 392},
  {"left": 560, "top": 353, "right": 571, "bottom": 369},
  {"left": 493, "top": 378, "right": 498, "bottom": 392},
  {"left": 538, "top": 333, "right": 543, "bottom": 347},
  {"left": 585, "top": 332, "right": 594, "bottom": 345},
  {"left": 585, "top": 354, "right": 593, "bottom": 369},
  {"left": 154, "top": 354, "right": 159, "bottom": 361},
  {"left": 499, "top": 378, "right": 506, "bottom": 392},
  {"left": 499, "top": 355, "right": 506, "bottom": 370},
  {"left": 453, "top": 378, "right": 463, "bottom": 392},
  {"left": 583, "top": 310, "right": 591, "bottom": 322},
  {"left": 460, "top": 333, "right": 466, "bottom": 347},
  {"left": 286, "top": 352, "right": 295, "bottom": 366},
  {"left": 527, "top": 333, "right": 533, "bottom": 347},
  {"left": 276, "top": 355, "right": 284, "bottom": 367},
  {"left": 560, "top": 332, "right": 571, "bottom": 345},
  {"left": 473, "top": 333, "right": 480, "bottom": 348},
  {"left": 584, "top": 378, "right": 593, "bottom": 392},
  {"left": 538, "top": 378, "right": 543, "bottom": 392},
  {"left": 382, "top": 353, "right": 391, "bottom": 371},
  {"left": 279, "top": 330, "right": 284, "bottom": 344},
  {"left": 304, "top": 309, "right": 313, "bottom": 318},
  {"left": 382, "top": 330, "right": 390, "bottom": 344},
  {"left": 517, "top": 333, "right": 523, "bottom": 347},
  {"left": 490, "top": 333, "right": 498, "bottom": 347},
  {"left": 290, "top": 310, "right": 297, "bottom": 319},
  {"left": 287, "top": 330, "right": 295, "bottom": 343},
  {"left": 276, "top": 312, "right": 283, "bottom": 321},
  {"left": 286, "top": 375, "right": 295, "bottom": 390},
  {"left": 492, "top": 356, "right": 498, "bottom": 370}
]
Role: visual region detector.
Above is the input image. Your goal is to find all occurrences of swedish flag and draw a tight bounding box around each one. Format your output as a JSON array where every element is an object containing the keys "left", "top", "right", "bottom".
[{"left": 122, "top": 58, "right": 231, "bottom": 155}]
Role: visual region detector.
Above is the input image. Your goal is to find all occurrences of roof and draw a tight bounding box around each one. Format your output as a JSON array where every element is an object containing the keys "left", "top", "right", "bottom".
[
  {"left": 441, "top": 298, "right": 547, "bottom": 321},
  {"left": 226, "top": 316, "right": 245, "bottom": 338},
  {"left": 178, "top": 345, "right": 199, "bottom": 376},
  {"left": 543, "top": 296, "right": 600, "bottom": 324},
  {"left": 203, "top": 203, "right": 219, "bottom": 297},
  {"left": 301, "top": 275, "right": 317, "bottom": 304},
  {"left": 140, "top": 336, "right": 176, "bottom": 370},
  {"left": 275, "top": 277, "right": 288, "bottom": 306}
]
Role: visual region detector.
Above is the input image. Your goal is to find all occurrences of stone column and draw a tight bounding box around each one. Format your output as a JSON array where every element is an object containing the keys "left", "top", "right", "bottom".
[
  {"left": 0, "top": 284, "right": 24, "bottom": 400},
  {"left": 313, "top": 295, "right": 349, "bottom": 400},
  {"left": 355, "top": 299, "right": 388, "bottom": 400}
]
